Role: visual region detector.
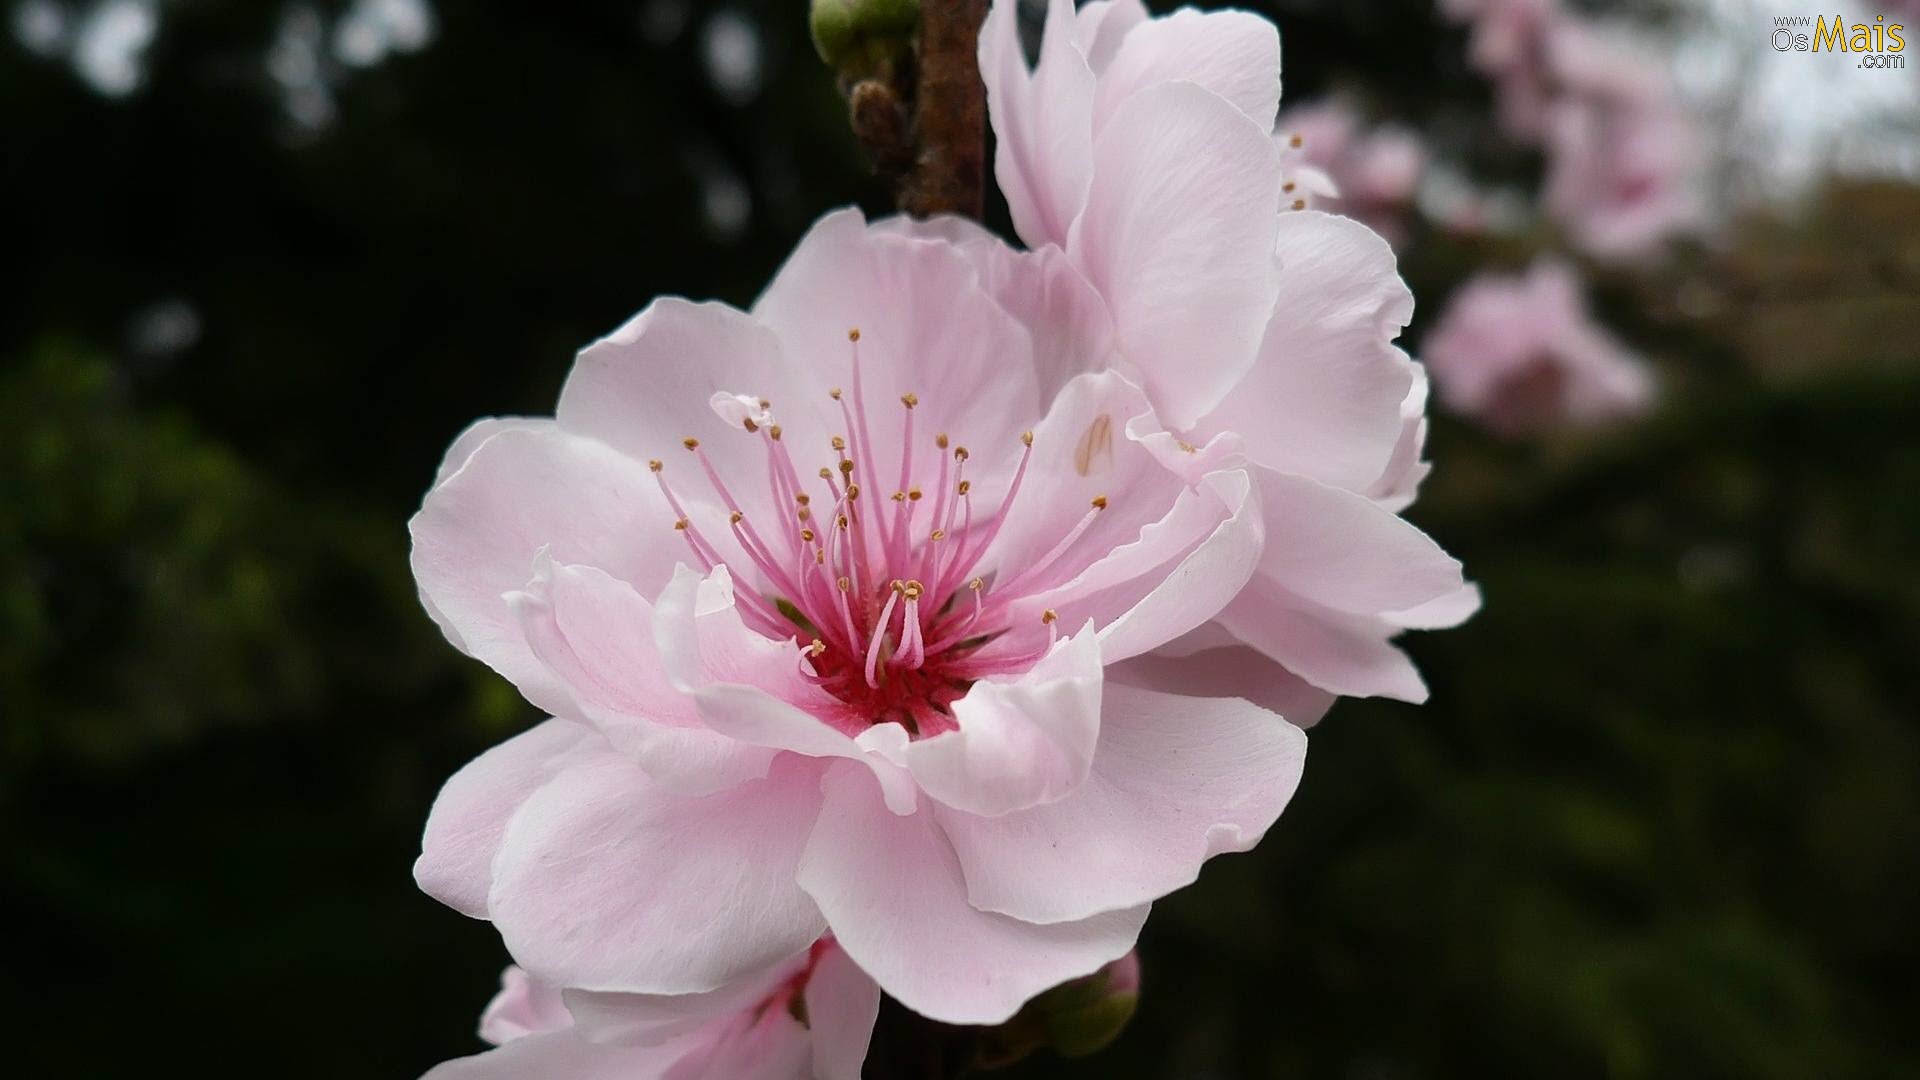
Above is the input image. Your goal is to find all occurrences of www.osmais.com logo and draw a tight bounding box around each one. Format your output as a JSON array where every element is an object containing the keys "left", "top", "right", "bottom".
[{"left": 1773, "top": 15, "right": 1908, "bottom": 67}]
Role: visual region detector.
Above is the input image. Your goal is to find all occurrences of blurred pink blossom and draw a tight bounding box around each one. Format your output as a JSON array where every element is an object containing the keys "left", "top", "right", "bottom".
[
  {"left": 1276, "top": 99, "right": 1428, "bottom": 246},
  {"left": 426, "top": 943, "right": 879, "bottom": 1080},
  {"left": 1423, "top": 259, "right": 1655, "bottom": 437},
  {"left": 1443, "top": 0, "right": 1562, "bottom": 138},
  {"left": 1540, "top": 24, "right": 1702, "bottom": 258}
]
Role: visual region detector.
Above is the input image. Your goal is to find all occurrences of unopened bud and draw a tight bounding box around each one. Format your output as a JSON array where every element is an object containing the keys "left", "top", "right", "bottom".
[{"left": 810, "top": 0, "right": 920, "bottom": 81}]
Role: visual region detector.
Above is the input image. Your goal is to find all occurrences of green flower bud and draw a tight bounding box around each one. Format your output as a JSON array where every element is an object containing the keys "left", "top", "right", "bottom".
[{"left": 810, "top": 0, "right": 921, "bottom": 81}]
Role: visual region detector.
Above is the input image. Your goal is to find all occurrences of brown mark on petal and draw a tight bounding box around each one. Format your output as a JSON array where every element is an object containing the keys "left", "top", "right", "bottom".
[{"left": 1074, "top": 413, "right": 1114, "bottom": 477}]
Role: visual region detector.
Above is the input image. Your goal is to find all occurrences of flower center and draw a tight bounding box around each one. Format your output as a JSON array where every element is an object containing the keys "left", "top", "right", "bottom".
[{"left": 649, "top": 328, "right": 1105, "bottom": 737}]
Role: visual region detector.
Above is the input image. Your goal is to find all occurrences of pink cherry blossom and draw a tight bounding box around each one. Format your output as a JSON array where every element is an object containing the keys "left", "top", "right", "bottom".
[
  {"left": 425, "top": 941, "right": 879, "bottom": 1080},
  {"left": 1442, "top": 0, "right": 1563, "bottom": 139},
  {"left": 980, "top": 0, "right": 1475, "bottom": 709},
  {"left": 1539, "top": 24, "right": 1701, "bottom": 259},
  {"left": 411, "top": 206, "right": 1309, "bottom": 1026},
  {"left": 1422, "top": 258, "right": 1656, "bottom": 437},
  {"left": 1276, "top": 99, "right": 1428, "bottom": 246}
]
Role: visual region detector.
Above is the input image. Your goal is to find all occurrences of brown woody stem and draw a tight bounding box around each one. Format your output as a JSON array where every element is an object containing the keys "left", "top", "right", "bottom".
[{"left": 901, "top": 0, "right": 987, "bottom": 220}]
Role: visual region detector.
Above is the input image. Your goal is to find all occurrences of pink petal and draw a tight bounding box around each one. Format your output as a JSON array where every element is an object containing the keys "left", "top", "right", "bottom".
[
  {"left": 422, "top": 1031, "right": 666, "bottom": 1080},
  {"left": 1253, "top": 469, "right": 1463, "bottom": 616},
  {"left": 558, "top": 298, "right": 818, "bottom": 523},
  {"left": 509, "top": 558, "right": 778, "bottom": 796},
  {"left": 650, "top": 566, "right": 920, "bottom": 814},
  {"left": 409, "top": 427, "right": 679, "bottom": 718},
  {"left": 796, "top": 762, "right": 1149, "bottom": 1025},
  {"left": 565, "top": 962, "right": 796, "bottom": 1049},
  {"left": 488, "top": 753, "right": 827, "bottom": 995},
  {"left": 1091, "top": 8, "right": 1282, "bottom": 137},
  {"left": 937, "top": 683, "right": 1306, "bottom": 924},
  {"left": 413, "top": 718, "right": 601, "bottom": 919},
  {"left": 751, "top": 208, "right": 1042, "bottom": 488},
  {"left": 1069, "top": 81, "right": 1281, "bottom": 429},
  {"left": 803, "top": 944, "right": 883, "bottom": 1080},
  {"left": 1073, "top": 0, "right": 1149, "bottom": 71},
  {"left": 1111, "top": 642, "right": 1338, "bottom": 729},
  {"left": 1196, "top": 212, "right": 1416, "bottom": 492},
  {"left": 902, "top": 626, "right": 1104, "bottom": 817},
  {"left": 432, "top": 417, "right": 555, "bottom": 488},
  {"left": 981, "top": 0, "right": 1097, "bottom": 248},
  {"left": 478, "top": 966, "right": 572, "bottom": 1045},
  {"left": 663, "top": 1014, "right": 812, "bottom": 1080},
  {"left": 1218, "top": 576, "right": 1430, "bottom": 703}
]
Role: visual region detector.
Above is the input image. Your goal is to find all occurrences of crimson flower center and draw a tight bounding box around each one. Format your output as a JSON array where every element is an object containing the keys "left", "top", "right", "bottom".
[{"left": 648, "top": 329, "right": 1107, "bottom": 737}]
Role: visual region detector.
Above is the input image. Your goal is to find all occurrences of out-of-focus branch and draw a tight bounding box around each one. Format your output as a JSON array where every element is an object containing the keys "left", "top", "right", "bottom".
[
  {"left": 812, "top": 0, "right": 987, "bottom": 221},
  {"left": 901, "top": 0, "right": 987, "bottom": 219}
]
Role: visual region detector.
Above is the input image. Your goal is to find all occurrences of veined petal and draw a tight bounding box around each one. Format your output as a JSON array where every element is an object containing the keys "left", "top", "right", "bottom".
[
  {"left": 804, "top": 945, "right": 883, "bottom": 1080},
  {"left": 1069, "top": 81, "right": 1282, "bottom": 429},
  {"left": 413, "top": 718, "right": 601, "bottom": 919},
  {"left": 981, "top": 0, "right": 1098, "bottom": 249},
  {"left": 1196, "top": 212, "right": 1416, "bottom": 491},
  {"left": 797, "top": 762, "right": 1149, "bottom": 1025},
  {"left": 1253, "top": 469, "right": 1463, "bottom": 616},
  {"left": 938, "top": 683, "right": 1306, "bottom": 924},
  {"left": 903, "top": 626, "right": 1103, "bottom": 817},
  {"left": 509, "top": 557, "right": 778, "bottom": 796},
  {"left": 489, "top": 753, "right": 828, "bottom": 995},
  {"left": 409, "top": 427, "right": 679, "bottom": 718},
  {"left": 1091, "top": 8, "right": 1282, "bottom": 137}
]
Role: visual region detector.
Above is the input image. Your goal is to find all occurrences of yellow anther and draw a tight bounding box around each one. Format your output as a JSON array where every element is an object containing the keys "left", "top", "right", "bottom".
[
  {"left": 957, "top": 479, "right": 972, "bottom": 495},
  {"left": 935, "top": 433, "right": 949, "bottom": 449},
  {"left": 954, "top": 446, "right": 969, "bottom": 461},
  {"left": 758, "top": 398, "right": 771, "bottom": 409},
  {"left": 648, "top": 459, "right": 663, "bottom": 472},
  {"left": 848, "top": 328, "right": 861, "bottom": 342},
  {"left": 829, "top": 387, "right": 843, "bottom": 400},
  {"left": 743, "top": 418, "right": 759, "bottom": 433},
  {"left": 839, "top": 459, "right": 854, "bottom": 475},
  {"left": 1041, "top": 609, "right": 1058, "bottom": 624},
  {"left": 847, "top": 483, "right": 860, "bottom": 500},
  {"left": 837, "top": 514, "right": 849, "bottom": 528},
  {"left": 768, "top": 425, "right": 782, "bottom": 441},
  {"left": 808, "top": 638, "right": 826, "bottom": 656},
  {"left": 729, "top": 510, "right": 744, "bottom": 524},
  {"left": 837, "top": 575, "right": 851, "bottom": 591},
  {"left": 969, "top": 577, "right": 984, "bottom": 591},
  {"left": 1283, "top": 181, "right": 1296, "bottom": 194},
  {"left": 682, "top": 437, "right": 700, "bottom": 450},
  {"left": 930, "top": 529, "right": 946, "bottom": 541},
  {"left": 1021, "top": 431, "right": 1034, "bottom": 447},
  {"left": 901, "top": 392, "right": 919, "bottom": 409},
  {"left": 891, "top": 491, "right": 906, "bottom": 503},
  {"left": 1289, "top": 134, "right": 1303, "bottom": 148},
  {"left": 1291, "top": 199, "right": 1307, "bottom": 211},
  {"left": 674, "top": 518, "right": 690, "bottom": 531},
  {"left": 1091, "top": 495, "right": 1108, "bottom": 510},
  {"left": 796, "top": 493, "right": 811, "bottom": 505},
  {"left": 1176, "top": 439, "right": 1197, "bottom": 454},
  {"left": 902, "top": 580, "right": 924, "bottom": 599},
  {"left": 819, "top": 467, "right": 833, "bottom": 480},
  {"left": 831, "top": 435, "right": 847, "bottom": 451},
  {"left": 908, "top": 487, "right": 923, "bottom": 501},
  {"left": 801, "top": 528, "right": 816, "bottom": 542},
  {"left": 797, "top": 508, "right": 811, "bottom": 521}
]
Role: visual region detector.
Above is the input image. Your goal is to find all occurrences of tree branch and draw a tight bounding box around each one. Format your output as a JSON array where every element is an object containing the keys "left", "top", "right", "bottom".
[{"left": 901, "top": 0, "right": 987, "bottom": 220}]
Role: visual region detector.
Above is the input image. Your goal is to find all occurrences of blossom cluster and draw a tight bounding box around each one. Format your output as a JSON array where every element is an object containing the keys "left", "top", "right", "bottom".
[{"left": 412, "top": 2, "right": 1472, "bottom": 1076}]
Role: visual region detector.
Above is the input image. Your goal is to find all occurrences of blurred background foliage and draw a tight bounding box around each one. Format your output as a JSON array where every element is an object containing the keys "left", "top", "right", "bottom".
[{"left": 2, "top": 0, "right": 1915, "bottom": 1076}]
